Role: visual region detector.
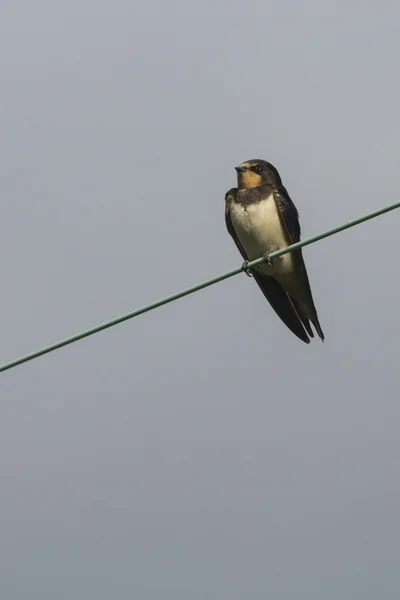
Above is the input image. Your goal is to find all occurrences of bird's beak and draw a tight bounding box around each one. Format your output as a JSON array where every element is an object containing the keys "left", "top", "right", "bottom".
[{"left": 235, "top": 166, "right": 245, "bottom": 173}]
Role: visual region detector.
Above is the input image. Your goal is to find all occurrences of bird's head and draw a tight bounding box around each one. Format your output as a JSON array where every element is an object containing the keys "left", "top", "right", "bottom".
[{"left": 235, "top": 159, "right": 282, "bottom": 190}]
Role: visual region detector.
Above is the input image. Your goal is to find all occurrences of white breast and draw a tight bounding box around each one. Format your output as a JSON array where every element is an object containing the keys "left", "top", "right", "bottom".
[{"left": 230, "top": 195, "right": 294, "bottom": 275}]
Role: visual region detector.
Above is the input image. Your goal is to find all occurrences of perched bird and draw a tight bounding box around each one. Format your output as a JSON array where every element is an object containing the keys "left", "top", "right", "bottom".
[{"left": 225, "top": 159, "right": 324, "bottom": 343}]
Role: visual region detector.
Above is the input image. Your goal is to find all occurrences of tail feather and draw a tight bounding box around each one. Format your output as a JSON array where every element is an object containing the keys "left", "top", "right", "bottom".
[
  {"left": 311, "top": 317, "right": 324, "bottom": 341},
  {"left": 290, "top": 298, "right": 314, "bottom": 339},
  {"left": 252, "top": 272, "right": 310, "bottom": 344}
]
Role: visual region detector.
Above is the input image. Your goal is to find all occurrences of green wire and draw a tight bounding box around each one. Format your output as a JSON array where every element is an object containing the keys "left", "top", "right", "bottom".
[{"left": 1, "top": 199, "right": 399, "bottom": 373}]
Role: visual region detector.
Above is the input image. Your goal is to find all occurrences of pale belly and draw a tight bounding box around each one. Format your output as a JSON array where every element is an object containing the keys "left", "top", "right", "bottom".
[{"left": 230, "top": 196, "right": 295, "bottom": 276}]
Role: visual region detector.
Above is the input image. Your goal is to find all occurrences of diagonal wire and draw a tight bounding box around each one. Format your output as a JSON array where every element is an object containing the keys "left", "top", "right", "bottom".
[{"left": 1, "top": 199, "right": 400, "bottom": 373}]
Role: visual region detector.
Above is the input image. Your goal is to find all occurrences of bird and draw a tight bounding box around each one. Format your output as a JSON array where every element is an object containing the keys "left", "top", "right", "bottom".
[{"left": 225, "top": 159, "right": 324, "bottom": 343}]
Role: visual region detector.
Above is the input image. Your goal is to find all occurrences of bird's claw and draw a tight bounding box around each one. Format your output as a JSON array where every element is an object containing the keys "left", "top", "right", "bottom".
[
  {"left": 263, "top": 252, "right": 272, "bottom": 266},
  {"left": 242, "top": 260, "right": 253, "bottom": 277}
]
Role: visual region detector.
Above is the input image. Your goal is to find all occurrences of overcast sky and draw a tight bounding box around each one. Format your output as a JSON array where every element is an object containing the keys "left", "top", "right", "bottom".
[{"left": 1, "top": 1, "right": 400, "bottom": 598}]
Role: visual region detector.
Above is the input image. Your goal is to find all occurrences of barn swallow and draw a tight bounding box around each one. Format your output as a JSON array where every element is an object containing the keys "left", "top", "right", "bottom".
[{"left": 225, "top": 159, "right": 324, "bottom": 343}]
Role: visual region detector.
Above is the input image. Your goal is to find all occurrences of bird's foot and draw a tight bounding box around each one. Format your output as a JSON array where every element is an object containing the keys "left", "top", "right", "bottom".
[
  {"left": 242, "top": 260, "right": 253, "bottom": 277},
  {"left": 263, "top": 252, "right": 272, "bottom": 267}
]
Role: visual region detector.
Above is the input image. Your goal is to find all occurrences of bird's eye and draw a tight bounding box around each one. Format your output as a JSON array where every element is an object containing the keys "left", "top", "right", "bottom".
[{"left": 253, "top": 166, "right": 263, "bottom": 173}]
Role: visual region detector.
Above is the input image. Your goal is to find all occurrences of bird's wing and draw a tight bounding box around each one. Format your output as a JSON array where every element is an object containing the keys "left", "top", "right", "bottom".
[
  {"left": 224, "top": 189, "right": 249, "bottom": 261},
  {"left": 225, "top": 189, "right": 310, "bottom": 343},
  {"left": 273, "top": 185, "right": 302, "bottom": 259},
  {"left": 273, "top": 185, "right": 324, "bottom": 340}
]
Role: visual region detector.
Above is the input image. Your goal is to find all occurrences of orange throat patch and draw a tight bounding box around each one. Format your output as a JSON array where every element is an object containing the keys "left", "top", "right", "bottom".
[{"left": 237, "top": 170, "right": 263, "bottom": 189}]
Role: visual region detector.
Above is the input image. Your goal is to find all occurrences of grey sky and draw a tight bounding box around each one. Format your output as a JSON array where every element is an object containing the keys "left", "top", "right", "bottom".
[{"left": 1, "top": 0, "right": 400, "bottom": 598}]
